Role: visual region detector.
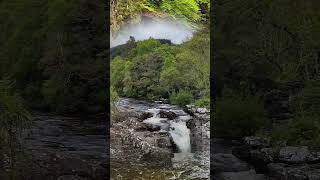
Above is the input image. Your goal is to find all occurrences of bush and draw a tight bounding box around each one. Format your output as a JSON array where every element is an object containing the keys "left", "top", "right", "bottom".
[
  {"left": 170, "top": 90, "right": 194, "bottom": 107},
  {"left": 110, "top": 86, "right": 121, "bottom": 124},
  {"left": 292, "top": 80, "right": 320, "bottom": 117},
  {"left": 270, "top": 116, "right": 320, "bottom": 149},
  {"left": 213, "top": 96, "right": 267, "bottom": 139}
]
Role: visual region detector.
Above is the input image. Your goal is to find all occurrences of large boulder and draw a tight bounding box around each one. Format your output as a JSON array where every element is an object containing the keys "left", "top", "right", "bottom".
[
  {"left": 159, "top": 110, "right": 177, "bottom": 120},
  {"left": 250, "top": 148, "right": 277, "bottom": 173},
  {"left": 279, "top": 146, "right": 310, "bottom": 164},
  {"left": 212, "top": 153, "right": 250, "bottom": 173},
  {"left": 139, "top": 112, "right": 153, "bottom": 121},
  {"left": 307, "top": 152, "right": 320, "bottom": 164}
]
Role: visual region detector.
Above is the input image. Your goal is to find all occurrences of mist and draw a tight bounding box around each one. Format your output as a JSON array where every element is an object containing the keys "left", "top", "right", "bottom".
[{"left": 110, "top": 18, "right": 195, "bottom": 47}]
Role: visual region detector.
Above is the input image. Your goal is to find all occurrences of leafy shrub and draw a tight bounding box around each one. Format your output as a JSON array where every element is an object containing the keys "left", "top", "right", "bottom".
[
  {"left": 270, "top": 116, "right": 320, "bottom": 149},
  {"left": 292, "top": 80, "right": 320, "bottom": 117},
  {"left": 214, "top": 96, "right": 267, "bottom": 139},
  {"left": 0, "top": 79, "right": 31, "bottom": 179},
  {"left": 195, "top": 95, "right": 210, "bottom": 108},
  {"left": 110, "top": 86, "right": 121, "bottom": 124},
  {"left": 170, "top": 90, "right": 194, "bottom": 107}
]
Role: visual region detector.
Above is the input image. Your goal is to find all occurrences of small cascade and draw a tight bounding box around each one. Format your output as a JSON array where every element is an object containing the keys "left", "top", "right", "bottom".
[
  {"left": 142, "top": 105, "right": 192, "bottom": 153},
  {"left": 169, "top": 121, "right": 191, "bottom": 153}
]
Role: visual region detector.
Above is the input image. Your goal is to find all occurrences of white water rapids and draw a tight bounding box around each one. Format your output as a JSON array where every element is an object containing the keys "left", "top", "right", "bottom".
[
  {"left": 169, "top": 121, "right": 191, "bottom": 152},
  {"left": 143, "top": 106, "right": 192, "bottom": 153}
]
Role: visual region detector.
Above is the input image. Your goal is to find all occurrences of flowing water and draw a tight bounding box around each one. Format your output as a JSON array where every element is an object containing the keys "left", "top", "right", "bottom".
[
  {"left": 169, "top": 121, "right": 191, "bottom": 153},
  {"left": 111, "top": 98, "right": 209, "bottom": 180}
]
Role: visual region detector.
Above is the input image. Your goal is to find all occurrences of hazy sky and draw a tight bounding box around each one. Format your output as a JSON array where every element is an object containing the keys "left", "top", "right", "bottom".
[{"left": 110, "top": 18, "right": 195, "bottom": 47}]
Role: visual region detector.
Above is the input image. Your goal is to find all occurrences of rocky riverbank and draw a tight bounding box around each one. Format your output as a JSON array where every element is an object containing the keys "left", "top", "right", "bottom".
[
  {"left": 211, "top": 136, "right": 320, "bottom": 180},
  {"left": 111, "top": 98, "right": 210, "bottom": 179},
  {"left": 20, "top": 113, "right": 108, "bottom": 180}
]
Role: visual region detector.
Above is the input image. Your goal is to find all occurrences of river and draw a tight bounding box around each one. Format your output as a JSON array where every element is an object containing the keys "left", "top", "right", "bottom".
[{"left": 111, "top": 98, "right": 210, "bottom": 179}]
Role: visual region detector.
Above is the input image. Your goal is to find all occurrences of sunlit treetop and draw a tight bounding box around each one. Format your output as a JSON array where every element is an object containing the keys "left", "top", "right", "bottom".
[{"left": 110, "top": 0, "right": 210, "bottom": 32}]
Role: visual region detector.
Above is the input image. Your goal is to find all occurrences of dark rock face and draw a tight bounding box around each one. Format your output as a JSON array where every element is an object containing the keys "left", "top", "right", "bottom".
[
  {"left": 231, "top": 136, "right": 320, "bottom": 179},
  {"left": 212, "top": 153, "right": 250, "bottom": 173},
  {"left": 186, "top": 108, "right": 210, "bottom": 152},
  {"left": 111, "top": 117, "right": 173, "bottom": 167},
  {"left": 20, "top": 114, "right": 108, "bottom": 180},
  {"left": 268, "top": 163, "right": 320, "bottom": 180},
  {"left": 279, "top": 146, "right": 310, "bottom": 164},
  {"left": 250, "top": 148, "right": 278, "bottom": 173},
  {"left": 139, "top": 112, "right": 153, "bottom": 120},
  {"left": 159, "top": 110, "right": 177, "bottom": 120}
]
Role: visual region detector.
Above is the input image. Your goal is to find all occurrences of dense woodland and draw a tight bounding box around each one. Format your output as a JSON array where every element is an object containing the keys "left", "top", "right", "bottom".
[
  {"left": 214, "top": 0, "right": 320, "bottom": 148},
  {"left": 110, "top": 0, "right": 211, "bottom": 118},
  {"left": 0, "top": 0, "right": 107, "bottom": 115},
  {"left": 0, "top": 0, "right": 106, "bottom": 178},
  {"left": 111, "top": 30, "right": 210, "bottom": 108},
  {"left": 1, "top": 0, "right": 320, "bottom": 178}
]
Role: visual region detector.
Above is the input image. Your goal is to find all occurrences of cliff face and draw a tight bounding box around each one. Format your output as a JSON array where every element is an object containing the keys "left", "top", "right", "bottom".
[{"left": 186, "top": 107, "right": 210, "bottom": 152}]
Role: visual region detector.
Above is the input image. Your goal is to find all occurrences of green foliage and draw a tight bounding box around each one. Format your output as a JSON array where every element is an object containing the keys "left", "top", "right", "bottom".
[
  {"left": 214, "top": 0, "right": 320, "bottom": 147},
  {"left": 170, "top": 90, "right": 194, "bottom": 107},
  {"left": 110, "top": 86, "right": 121, "bottom": 124},
  {"left": 123, "top": 52, "right": 164, "bottom": 100},
  {"left": 292, "top": 80, "right": 320, "bottom": 117},
  {"left": 0, "top": 0, "right": 107, "bottom": 114},
  {"left": 0, "top": 78, "right": 32, "bottom": 179},
  {"left": 0, "top": 79, "right": 30, "bottom": 139},
  {"left": 159, "top": 0, "right": 201, "bottom": 21},
  {"left": 270, "top": 116, "right": 320, "bottom": 149},
  {"left": 111, "top": 0, "right": 210, "bottom": 32},
  {"left": 195, "top": 94, "right": 210, "bottom": 108},
  {"left": 214, "top": 96, "right": 267, "bottom": 139},
  {"left": 111, "top": 29, "right": 210, "bottom": 107}
]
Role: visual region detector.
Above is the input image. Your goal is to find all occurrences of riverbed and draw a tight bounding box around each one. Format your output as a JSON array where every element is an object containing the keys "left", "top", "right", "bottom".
[{"left": 111, "top": 98, "right": 210, "bottom": 179}]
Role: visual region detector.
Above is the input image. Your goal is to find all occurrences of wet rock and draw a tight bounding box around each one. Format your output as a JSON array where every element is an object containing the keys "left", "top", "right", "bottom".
[
  {"left": 215, "top": 170, "right": 267, "bottom": 180},
  {"left": 144, "top": 123, "right": 162, "bottom": 131},
  {"left": 20, "top": 115, "right": 107, "bottom": 180},
  {"left": 212, "top": 153, "right": 250, "bottom": 173},
  {"left": 59, "top": 158, "right": 92, "bottom": 176},
  {"left": 250, "top": 148, "right": 277, "bottom": 173},
  {"left": 57, "top": 175, "right": 88, "bottom": 180},
  {"left": 156, "top": 136, "right": 171, "bottom": 148},
  {"left": 267, "top": 163, "right": 320, "bottom": 180},
  {"left": 308, "top": 152, "right": 320, "bottom": 163},
  {"left": 139, "top": 112, "right": 153, "bottom": 121},
  {"left": 279, "top": 146, "right": 310, "bottom": 164},
  {"left": 159, "top": 110, "right": 177, "bottom": 120},
  {"left": 196, "top": 108, "right": 209, "bottom": 114},
  {"left": 243, "top": 136, "right": 270, "bottom": 149},
  {"left": 134, "top": 123, "right": 148, "bottom": 131},
  {"left": 188, "top": 112, "right": 210, "bottom": 152}
]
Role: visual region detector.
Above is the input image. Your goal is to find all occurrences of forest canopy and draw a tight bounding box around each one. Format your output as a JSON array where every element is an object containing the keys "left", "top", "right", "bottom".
[
  {"left": 0, "top": 0, "right": 107, "bottom": 114},
  {"left": 111, "top": 29, "right": 210, "bottom": 108}
]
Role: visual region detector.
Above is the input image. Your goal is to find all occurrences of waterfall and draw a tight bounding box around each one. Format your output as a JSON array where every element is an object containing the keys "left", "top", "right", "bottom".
[
  {"left": 142, "top": 106, "right": 192, "bottom": 153},
  {"left": 169, "top": 121, "right": 191, "bottom": 153}
]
